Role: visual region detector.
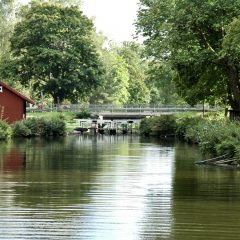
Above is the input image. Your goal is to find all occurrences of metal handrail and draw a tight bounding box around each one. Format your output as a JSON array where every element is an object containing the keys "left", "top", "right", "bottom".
[{"left": 27, "top": 104, "right": 222, "bottom": 113}]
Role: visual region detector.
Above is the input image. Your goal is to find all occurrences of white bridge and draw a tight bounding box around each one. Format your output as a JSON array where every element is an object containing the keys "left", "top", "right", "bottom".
[{"left": 28, "top": 104, "right": 222, "bottom": 119}]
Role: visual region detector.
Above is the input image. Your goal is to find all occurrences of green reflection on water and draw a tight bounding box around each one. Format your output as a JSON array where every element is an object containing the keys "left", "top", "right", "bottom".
[
  {"left": 170, "top": 143, "right": 240, "bottom": 240},
  {"left": 1, "top": 136, "right": 240, "bottom": 240},
  {"left": 0, "top": 136, "right": 143, "bottom": 209}
]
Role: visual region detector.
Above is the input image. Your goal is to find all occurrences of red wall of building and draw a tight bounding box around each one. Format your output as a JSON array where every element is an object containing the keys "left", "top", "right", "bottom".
[{"left": 0, "top": 86, "right": 25, "bottom": 124}]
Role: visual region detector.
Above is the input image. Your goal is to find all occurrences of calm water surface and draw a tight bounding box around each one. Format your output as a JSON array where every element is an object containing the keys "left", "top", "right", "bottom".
[{"left": 0, "top": 135, "right": 240, "bottom": 240}]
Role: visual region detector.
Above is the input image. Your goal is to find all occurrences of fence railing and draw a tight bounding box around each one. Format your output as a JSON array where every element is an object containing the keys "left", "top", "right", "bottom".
[{"left": 27, "top": 104, "right": 222, "bottom": 114}]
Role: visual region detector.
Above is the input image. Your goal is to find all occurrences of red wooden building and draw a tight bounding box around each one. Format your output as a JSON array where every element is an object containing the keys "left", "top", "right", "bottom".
[{"left": 0, "top": 81, "right": 35, "bottom": 124}]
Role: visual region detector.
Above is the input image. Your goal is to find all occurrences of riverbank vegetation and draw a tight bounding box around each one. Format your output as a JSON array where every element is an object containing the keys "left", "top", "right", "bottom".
[
  {"left": 0, "top": 114, "right": 66, "bottom": 140},
  {"left": 27, "top": 111, "right": 88, "bottom": 133},
  {"left": 12, "top": 116, "right": 66, "bottom": 138},
  {"left": 140, "top": 114, "right": 240, "bottom": 161},
  {"left": 0, "top": 120, "right": 11, "bottom": 140},
  {"left": 0, "top": 110, "right": 94, "bottom": 140}
]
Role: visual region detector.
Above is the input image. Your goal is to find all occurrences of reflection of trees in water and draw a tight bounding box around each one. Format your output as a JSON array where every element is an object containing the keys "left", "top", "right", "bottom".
[
  {"left": 13, "top": 136, "right": 103, "bottom": 170},
  {"left": 0, "top": 142, "right": 12, "bottom": 170},
  {"left": 10, "top": 136, "right": 104, "bottom": 208},
  {"left": 172, "top": 143, "right": 201, "bottom": 198},
  {"left": 139, "top": 136, "right": 176, "bottom": 147},
  {"left": 173, "top": 142, "right": 240, "bottom": 201},
  {"left": 10, "top": 135, "right": 141, "bottom": 170},
  {"left": 170, "top": 143, "right": 240, "bottom": 240},
  {"left": 1, "top": 135, "right": 142, "bottom": 211}
]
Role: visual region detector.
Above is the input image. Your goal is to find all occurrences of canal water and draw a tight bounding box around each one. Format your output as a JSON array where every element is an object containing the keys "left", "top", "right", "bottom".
[{"left": 0, "top": 135, "right": 240, "bottom": 240}]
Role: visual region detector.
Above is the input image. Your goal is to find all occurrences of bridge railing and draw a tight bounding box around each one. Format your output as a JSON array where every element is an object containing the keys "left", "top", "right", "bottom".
[{"left": 27, "top": 104, "right": 222, "bottom": 114}]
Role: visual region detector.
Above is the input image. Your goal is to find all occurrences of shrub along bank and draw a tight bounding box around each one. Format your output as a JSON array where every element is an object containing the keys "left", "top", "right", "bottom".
[
  {"left": 140, "top": 115, "right": 240, "bottom": 160},
  {"left": 0, "top": 120, "right": 11, "bottom": 140},
  {"left": 140, "top": 115, "right": 177, "bottom": 137},
  {"left": 12, "top": 116, "right": 66, "bottom": 137},
  {"left": 0, "top": 115, "right": 66, "bottom": 140}
]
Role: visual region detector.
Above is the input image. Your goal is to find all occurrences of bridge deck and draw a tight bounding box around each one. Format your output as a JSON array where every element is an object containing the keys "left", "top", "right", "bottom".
[
  {"left": 27, "top": 104, "right": 222, "bottom": 119},
  {"left": 99, "top": 112, "right": 161, "bottom": 119}
]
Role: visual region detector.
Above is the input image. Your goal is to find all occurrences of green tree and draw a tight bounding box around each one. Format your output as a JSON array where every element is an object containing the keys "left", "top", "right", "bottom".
[
  {"left": 51, "top": 0, "right": 82, "bottom": 7},
  {"left": 4, "top": 2, "right": 103, "bottom": 104},
  {"left": 31, "top": 0, "right": 82, "bottom": 7},
  {"left": 91, "top": 46, "right": 130, "bottom": 104},
  {"left": 118, "top": 42, "right": 150, "bottom": 104},
  {"left": 137, "top": 0, "right": 240, "bottom": 109},
  {"left": 0, "top": 0, "right": 17, "bottom": 60},
  {"left": 147, "top": 61, "right": 184, "bottom": 104}
]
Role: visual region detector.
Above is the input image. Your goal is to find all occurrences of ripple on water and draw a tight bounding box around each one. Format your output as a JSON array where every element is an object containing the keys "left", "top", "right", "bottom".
[{"left": 0, "top": 136, "right": 240, "bottom": 239}]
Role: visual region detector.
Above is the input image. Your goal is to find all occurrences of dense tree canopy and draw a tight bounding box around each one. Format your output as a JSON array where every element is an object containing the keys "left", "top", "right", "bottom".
[
  {"left": 118, "top": 42, "right": 150, "bottom": 104},
  {"left": 4, "top": 2, "right": 103, "bottom": 104},
  {"left": 90, "top": 45, "right": 130, "bottom": 104},
  {"left": 0, "top": 0, "right": 17, "bottom": 60},
  {"left": 89, "top": 40, "right": 152, "bottom": 105},
  {"left": 137, "top": 0, "right": 240, "bottom": 109},
  {"left": 34, "top": 0, "right": 82, "bottom": 7},
  {"left": 146, "top": 61, "right": 184, "bottom": 104}
]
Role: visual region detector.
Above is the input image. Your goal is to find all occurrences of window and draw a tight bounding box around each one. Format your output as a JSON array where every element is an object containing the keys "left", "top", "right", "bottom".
[{"left": 0, "top": 86, "right": 2, "bottom": 92}]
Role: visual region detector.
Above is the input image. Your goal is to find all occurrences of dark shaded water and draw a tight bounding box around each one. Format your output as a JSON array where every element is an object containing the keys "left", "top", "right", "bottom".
[{"left": 0, "top": 135, "right": 240, "bottom": 239}]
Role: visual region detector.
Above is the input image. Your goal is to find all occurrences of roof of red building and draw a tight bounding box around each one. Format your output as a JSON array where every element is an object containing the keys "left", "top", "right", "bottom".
[{"left": 0, "top": 81, "right": 35, "bottom": 104}]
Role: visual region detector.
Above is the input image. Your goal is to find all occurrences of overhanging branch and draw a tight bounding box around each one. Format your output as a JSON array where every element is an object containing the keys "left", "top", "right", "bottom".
[{"left": 198, "top": 28, "right": 216, "bottom": 53}]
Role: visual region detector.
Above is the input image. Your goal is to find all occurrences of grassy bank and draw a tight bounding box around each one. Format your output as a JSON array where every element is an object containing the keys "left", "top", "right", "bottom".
[{"left": 140, "top": 113, "right": 240, "bottom": 161}]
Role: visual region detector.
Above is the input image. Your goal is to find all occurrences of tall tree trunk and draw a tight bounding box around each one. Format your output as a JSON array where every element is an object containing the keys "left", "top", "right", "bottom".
[
  {"left": 52, "top": 94, "right": 59, "bottom": 105},
  {"left": 226, "top": 59, "right": 240, "bottom": 110}
]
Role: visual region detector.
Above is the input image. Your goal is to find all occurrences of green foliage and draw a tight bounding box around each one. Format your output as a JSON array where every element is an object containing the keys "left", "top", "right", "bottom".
[
  {"left": 48, "top": 116, "right": 66, "bottom": 136},
  {"left": 184, "top": 119, "right": 221, "bottom": 154},
  {"left": 0, "top": 120, "right": 11, "bottom": 140},
  {"left": 12, "top": 116, "right": 66, "bottom": 138},
  {"left": 140, "top": 115, "right": 177, "bottom": 136},
  {"left": 216, "top": 138, "right": 239, "bottom": 158},
  {"left": 90, "top": 45, "right": 130, "bottom": 104},
  {"left": 175, "top": 116, "right": 204, "bottom": 141},
  {"left": 118, "top": 42, "right": 150, "bottom": 104},
  {"left": 39, "top": 0, "right": 82, "bottom": 7},
  {"left": 136, "top": 0, "right": 240, "bottom": 109},
  {"left": 176, "top": 115, "right": 240, "bottom": 157},
  {"left": 147, "top": 61, "right": 184, "bottom": 104},
  {"left": 222, "top": 17, "right": 240, "bottom": 111},
  {"left": 139, "top": 118, "right": 153, "bottom": 136},
  {"left": 27, "top": 111, "right": 78, "bottom": 133},
  {"left": 27, "top": 111, "right": 69, "bottom": 120},
  {"left": 75, "top": 109, "right": 92, "bottom": 119},
  {"left": 141, "top": 114, "right": 240, "bottom": 160},
  {"left": 89, "top": 40, "right": 152, "bottom": 105},
  {"left": 12, "top": 121, "right": 32, "bottom": 137},
  {"left": 0, "top": 0, "right": 16, "bottom": 61},
  {"left": 3, "top": 2, "right": 103, "bottom": 104}
]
